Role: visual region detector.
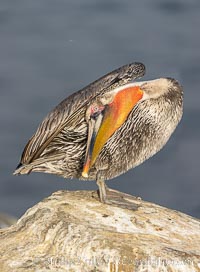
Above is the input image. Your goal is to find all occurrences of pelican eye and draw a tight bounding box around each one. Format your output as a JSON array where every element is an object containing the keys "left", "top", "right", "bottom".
[{"left": 90, "top": 104, "right": 105, "bottom": 120}]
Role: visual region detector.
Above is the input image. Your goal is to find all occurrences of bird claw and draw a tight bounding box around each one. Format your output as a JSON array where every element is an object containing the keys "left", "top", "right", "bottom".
[
  {"left": 102, "top": 188, "right": 140, "bottom": 210},
  {"left": 96, "top": 175, "right": 139, "bottom": 210}
]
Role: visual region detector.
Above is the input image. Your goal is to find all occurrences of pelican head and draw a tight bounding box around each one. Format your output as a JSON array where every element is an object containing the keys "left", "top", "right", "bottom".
[{"left": 82, "top": 77, "right": 182, "bottom": 178}]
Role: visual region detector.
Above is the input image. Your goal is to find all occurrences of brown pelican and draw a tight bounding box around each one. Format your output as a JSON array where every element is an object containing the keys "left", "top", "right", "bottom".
[{"left": 14, "top": 62, "right": 183, "bottom": 206}]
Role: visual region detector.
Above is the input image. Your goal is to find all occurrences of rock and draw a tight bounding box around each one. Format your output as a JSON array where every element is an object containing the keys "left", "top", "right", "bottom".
[
  {"left": 0, "top": 212, "right": 17, "bottom": 229},
  {"left": 0, "top": 190, "right": 199, "bottom": 272}
]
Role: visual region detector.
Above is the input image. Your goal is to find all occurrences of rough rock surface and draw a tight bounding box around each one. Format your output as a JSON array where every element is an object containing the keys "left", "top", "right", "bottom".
[
  {"left": 0, "top": 190, "right": 200, "bottom": 272},
  {"left": 0, "top": 213, "right": 17, "bottom": 229}
]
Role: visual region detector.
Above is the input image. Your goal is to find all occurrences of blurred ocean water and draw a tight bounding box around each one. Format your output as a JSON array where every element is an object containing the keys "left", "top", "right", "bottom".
[{"left": 0, "top": 0, "right": 199, "bottom": 218}]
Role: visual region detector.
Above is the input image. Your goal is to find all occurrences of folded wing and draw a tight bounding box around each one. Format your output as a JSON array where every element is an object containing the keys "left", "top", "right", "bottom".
[{"left": 19, "top": 62, "right": 146, "bottom": 165}]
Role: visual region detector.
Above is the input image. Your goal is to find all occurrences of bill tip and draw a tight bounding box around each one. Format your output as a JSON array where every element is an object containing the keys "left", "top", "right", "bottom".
[{"left": 82, "top": 171, "right": 89, "bottom": 178}]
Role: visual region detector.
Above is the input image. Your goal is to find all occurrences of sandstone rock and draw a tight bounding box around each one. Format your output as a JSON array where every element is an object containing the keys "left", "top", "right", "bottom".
[
  {"left": 0, "top": 190, "right": 199, "bottom": 272},
  {"left": 0, "top": 212, "right": 17, "bottom": 229}
]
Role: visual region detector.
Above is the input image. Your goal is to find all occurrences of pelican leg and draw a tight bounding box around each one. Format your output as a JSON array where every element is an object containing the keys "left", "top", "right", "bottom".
[
  {"left": 96, "top": 172, "right": 139, "bottom": 210},
  {"left": 96, "top": 172, "right": 107, "bottom": 203}
]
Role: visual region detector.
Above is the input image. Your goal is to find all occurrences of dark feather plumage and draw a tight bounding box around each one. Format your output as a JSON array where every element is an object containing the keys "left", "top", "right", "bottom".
[{"left": 14, "top": 63, "right": 183, "bottom": 186}]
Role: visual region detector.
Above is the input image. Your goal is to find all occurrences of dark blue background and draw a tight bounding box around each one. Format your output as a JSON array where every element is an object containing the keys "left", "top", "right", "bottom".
[{"left": 0, "top": 0, "right": 199, "bottom": 218}]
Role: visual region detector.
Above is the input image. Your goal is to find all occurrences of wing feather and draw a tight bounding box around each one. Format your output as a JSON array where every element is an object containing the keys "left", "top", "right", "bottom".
[{"left": 20, "top": 62, "right": 145, "bottom": 164}]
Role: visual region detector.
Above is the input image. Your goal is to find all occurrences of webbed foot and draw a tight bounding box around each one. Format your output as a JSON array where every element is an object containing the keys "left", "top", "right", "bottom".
[{"left": 96, "top": 174, "right": 140, "bottom": 210}]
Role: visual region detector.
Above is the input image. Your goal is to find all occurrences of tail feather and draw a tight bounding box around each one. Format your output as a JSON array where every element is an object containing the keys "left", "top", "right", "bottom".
[
  {"left": 13, "top": 163, "right": 32, "bottom": 175},
  {"left": 13, "top": 153, "right": 66, "bottom": 176}
]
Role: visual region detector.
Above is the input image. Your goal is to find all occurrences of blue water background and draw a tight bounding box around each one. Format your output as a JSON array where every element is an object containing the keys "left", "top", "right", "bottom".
[{"left": 0, "top": 0, "right": 200, "bottom": 218}]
